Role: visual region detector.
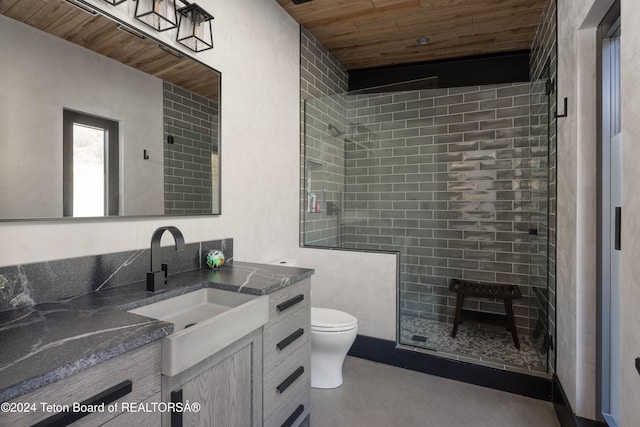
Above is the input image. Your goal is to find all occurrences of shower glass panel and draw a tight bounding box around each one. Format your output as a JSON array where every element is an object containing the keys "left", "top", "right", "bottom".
[
  {"left": 302, "top": 82, "right": 553, "bottom": 374},
  {"left": 302, "top": 93, "right": 346, "bottom": 247},
  {"left": 529, "top": 61, "right": 553, "bottom": 371}
]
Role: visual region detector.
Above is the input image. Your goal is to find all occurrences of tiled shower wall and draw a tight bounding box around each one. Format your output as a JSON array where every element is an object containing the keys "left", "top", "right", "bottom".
[
  {"left": 163, "top": 82, "right": 218, "bottom": 215},
  {"left": 341, "top": 84, "right": 537, "bottom": 334},
  {"left": 299, "top": 17, "right": 555, "bottom": 340},
  {"left": 300, "top": 28, "right": 349, "bottom": 246}
]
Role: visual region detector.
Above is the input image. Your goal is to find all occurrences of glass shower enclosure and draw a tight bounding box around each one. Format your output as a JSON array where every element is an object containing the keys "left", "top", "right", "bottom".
[{"left": 301, "top": 78, "right": 555, "bottom": 374}]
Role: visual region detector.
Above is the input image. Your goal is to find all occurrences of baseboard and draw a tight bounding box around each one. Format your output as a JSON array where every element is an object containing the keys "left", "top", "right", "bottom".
[
  {"left": 347, "top": 334, "right": 552, "bottom": 401},
  {"left": 552, "top": 375, "right": 605, "bottom": 427},
  {"left": 553, "top": 374, "right": 579, "bottom": 426}
]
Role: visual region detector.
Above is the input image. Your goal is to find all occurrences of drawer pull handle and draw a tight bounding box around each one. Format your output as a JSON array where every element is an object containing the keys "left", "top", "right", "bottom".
[
  {"left": 277, "top": 328, "right": 304, "bottom": 351},
  {"left": 281, "top": 404, "right": 305, "bottom": 427},
  {"left": 32, "top": 380, "right": 132, "bottom": 427},
  {"left": 277, "top": 294, "right": 304, "bottom": 313},
  {"left": 171, "top": 389, "right": 183, "bottom": 427},
  {"left": 276, "top": 366, "right": 304, "bottom": 393}
]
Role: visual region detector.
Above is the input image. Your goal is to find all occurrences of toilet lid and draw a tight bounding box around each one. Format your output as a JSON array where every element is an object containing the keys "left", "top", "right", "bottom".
[{"left": 311, "top": 307, "right": 357, "bottom": 332}]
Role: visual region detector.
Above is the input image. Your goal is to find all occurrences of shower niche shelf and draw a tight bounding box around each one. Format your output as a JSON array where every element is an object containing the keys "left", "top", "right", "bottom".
[{"left": 305, "top": 160, "right": 325, "bottom": 214}]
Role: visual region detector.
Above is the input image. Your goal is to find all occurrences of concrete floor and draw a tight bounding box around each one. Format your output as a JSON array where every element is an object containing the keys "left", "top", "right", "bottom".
[{"left": 310, "top": 357, "right": 560, "bottom": 427}]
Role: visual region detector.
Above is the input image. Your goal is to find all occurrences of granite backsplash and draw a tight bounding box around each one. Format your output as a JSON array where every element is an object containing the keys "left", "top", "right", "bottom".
[{"left": 0, "top": 238, "right": 233, "bottom": 312}]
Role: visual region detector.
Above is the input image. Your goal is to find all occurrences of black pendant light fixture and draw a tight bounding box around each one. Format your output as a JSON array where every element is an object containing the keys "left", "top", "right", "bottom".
[
  {"left": 135, "top": 0, "right": 178, "bottom": 32},
  {"left": 100, "top": 0, "right": 215, "bottom": 54},
  {"left": 176, "top": 2, "right": 214, "bottom": 52}
]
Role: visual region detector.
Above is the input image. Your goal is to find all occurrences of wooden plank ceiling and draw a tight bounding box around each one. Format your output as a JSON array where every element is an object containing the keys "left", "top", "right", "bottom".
[
  {"left": 276, "top": 0, "right": 547, "bottom": 70},
  {"left": 0, "top": 0, "right": 218, "bottom": 100}
]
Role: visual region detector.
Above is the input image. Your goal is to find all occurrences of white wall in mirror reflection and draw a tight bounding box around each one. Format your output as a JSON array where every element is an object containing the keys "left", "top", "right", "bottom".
[{"left": 0, "top": 15, "right": 164, "bottom": 219}]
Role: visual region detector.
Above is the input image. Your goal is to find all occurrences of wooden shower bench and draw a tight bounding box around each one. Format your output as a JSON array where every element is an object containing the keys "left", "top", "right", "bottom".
[{"left": 449, "top": 278, "right": 522, "bottom": 349}]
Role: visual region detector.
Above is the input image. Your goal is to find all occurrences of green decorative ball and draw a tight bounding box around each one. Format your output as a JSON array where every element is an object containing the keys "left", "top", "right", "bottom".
[{"left": 206, "top": 250, "right": 225, "bottom": 269}]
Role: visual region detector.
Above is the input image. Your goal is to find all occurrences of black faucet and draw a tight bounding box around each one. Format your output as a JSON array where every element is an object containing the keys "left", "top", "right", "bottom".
[{"left": 147, "top": 226, "right": 185, "bottom": 292}]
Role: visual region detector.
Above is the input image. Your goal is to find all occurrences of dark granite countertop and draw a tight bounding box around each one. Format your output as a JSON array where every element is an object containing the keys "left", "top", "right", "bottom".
[{"left": 0, "top": 261, "right": 314, "bottom": 402}]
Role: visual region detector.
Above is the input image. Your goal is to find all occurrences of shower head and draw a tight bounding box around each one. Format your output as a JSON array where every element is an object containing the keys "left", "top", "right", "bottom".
[{"left": 327, "top": 123, "right": 344, "bottom": 137}]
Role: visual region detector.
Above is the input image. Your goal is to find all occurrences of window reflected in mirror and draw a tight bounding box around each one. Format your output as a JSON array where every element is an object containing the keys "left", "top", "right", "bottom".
[
  {"left": 63, "top": 110, "right": 119, "bottom": 217},
  {"left": 72, "top": 124, "right": 106, "bottom": 217}
]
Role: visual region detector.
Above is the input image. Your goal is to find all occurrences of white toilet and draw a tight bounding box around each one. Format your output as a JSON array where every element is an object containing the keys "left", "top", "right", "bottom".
[{"left": 310, "top": 307, "right": 358, "bottom": 389}]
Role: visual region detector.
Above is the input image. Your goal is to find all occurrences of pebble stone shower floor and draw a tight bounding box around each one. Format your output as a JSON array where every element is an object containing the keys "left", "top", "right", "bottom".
[{"left": 400, "top": 316, "right": 547, "bottom": 373}]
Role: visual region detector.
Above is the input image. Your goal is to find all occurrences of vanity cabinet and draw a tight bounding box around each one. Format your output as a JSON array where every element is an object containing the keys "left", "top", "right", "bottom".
[
  {"left": 161, "top": 328, "right": 263, "bottom": 427},
  {"left": 0, "top": 341, "right": 161, "bottom": 426},
  {"left": 262, "top": 278, "right": 311, "bottom": 427},
  {"left": 162, "top": 278, "right": 311, "bottom": 427}
]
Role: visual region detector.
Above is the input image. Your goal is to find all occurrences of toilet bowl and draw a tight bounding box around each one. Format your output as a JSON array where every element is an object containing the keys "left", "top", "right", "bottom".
[{"left": 311, "top": 307, "right": 358, "bottom": 389}]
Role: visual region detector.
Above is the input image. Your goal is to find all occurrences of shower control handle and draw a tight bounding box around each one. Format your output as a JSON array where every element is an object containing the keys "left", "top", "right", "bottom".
[{"left": 327, "top": 201, "right": 340, "bottom": 216}]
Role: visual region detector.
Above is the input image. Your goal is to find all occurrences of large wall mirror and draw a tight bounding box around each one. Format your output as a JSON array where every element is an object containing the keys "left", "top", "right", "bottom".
[{"left": 0, "top": 0, "right": 221, "bottom": 220}]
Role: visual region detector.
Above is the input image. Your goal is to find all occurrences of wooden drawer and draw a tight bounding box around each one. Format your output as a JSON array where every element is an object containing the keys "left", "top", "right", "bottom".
[
  {"left": 263, "top": 345, "right": 310, "bottom": 422},
  {"left": 1, "top": 341, "right": 161, "bottom": 427},
  {"left": 263, "top": 305, "right": 310, "bottom": 375},
  {"left": 266, "top": 279, "right": 311, "bottom": 329},
  {"left": 101, "top": 392, "right": 162, "bottom": 427},
  {"left": 263, "top": 375, "right": 310, "bottom": 427}
]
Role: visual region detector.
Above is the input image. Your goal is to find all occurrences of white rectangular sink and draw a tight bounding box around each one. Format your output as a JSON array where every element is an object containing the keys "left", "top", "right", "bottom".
[{"left": 129, "top": 288, "right": 269, "bottom": 376}]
